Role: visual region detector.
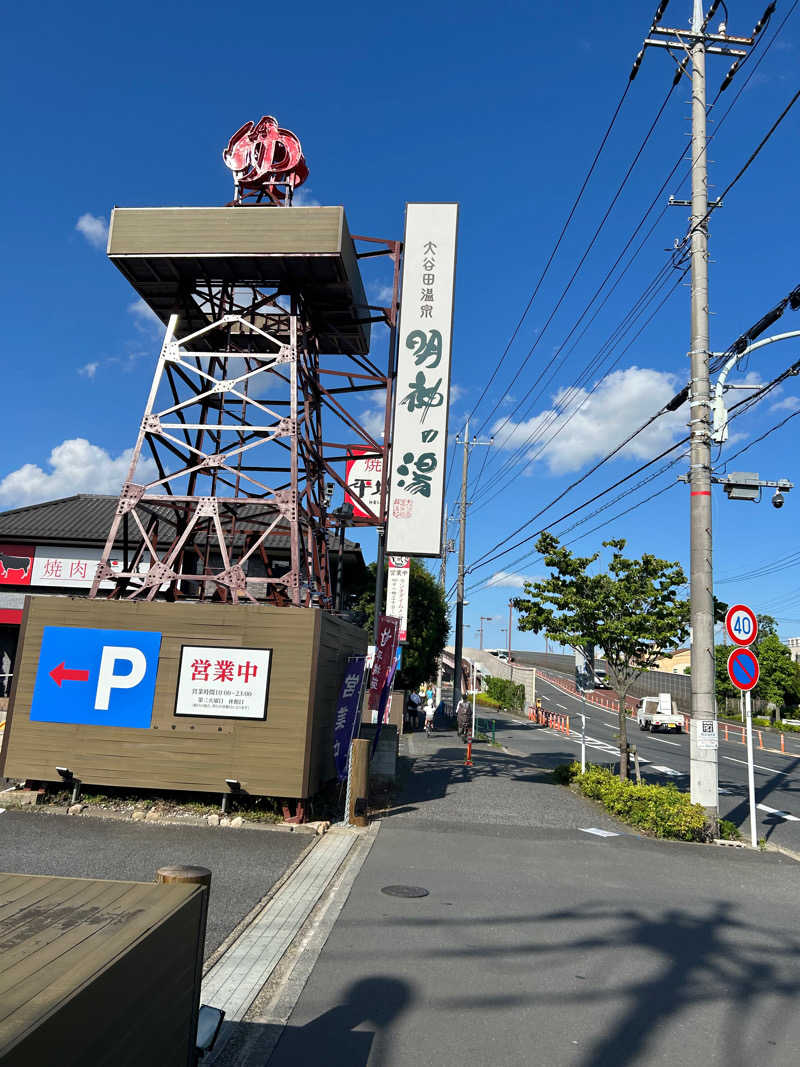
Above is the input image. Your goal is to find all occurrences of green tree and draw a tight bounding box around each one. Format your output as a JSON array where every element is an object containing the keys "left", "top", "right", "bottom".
[
  {"left": 354, "top": 558, "right": 449, "bottom": 692},
  {"left": 513, "top": 534, "right": 689, "bottom": 779},
  {"left": 755, "top": 613, "right": 778, "bottom": 648},
  {"left": 716, "top": 634, "right": 800, "bottom": 719}
]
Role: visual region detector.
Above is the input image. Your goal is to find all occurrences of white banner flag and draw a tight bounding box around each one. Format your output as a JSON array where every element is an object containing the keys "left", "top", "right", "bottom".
[
  {"left": 386, "top": 203, "right": 458, "bottom": 557},
  {"left": 386, "top": 556, "right": 410, "bottom": 641}
]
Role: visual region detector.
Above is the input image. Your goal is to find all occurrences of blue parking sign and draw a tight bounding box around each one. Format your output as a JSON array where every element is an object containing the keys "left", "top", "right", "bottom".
[{"left": 30, "top": 626, "right": 162, "bottom": 728}]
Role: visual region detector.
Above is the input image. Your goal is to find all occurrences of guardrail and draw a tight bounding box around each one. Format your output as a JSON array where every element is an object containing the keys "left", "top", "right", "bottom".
[{"left": 538, "top": 670, "right": 800, "bottom": 756}]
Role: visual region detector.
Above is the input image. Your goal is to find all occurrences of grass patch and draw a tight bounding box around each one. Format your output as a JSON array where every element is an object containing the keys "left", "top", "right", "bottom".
[
  {"left": 553, "top": 762, "right": 712, "bottom": 842},
  {"left": 718, "top": 819, "right": 741, "bottom": 841}
]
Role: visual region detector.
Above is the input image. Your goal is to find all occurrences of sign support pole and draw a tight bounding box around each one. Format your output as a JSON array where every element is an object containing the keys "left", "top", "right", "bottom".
[
  {"left": 580, "top": 708, "right": 586, "bottom": 774},
  {"left": 745, "top": 688, "right": 757, "bottom": 849}
]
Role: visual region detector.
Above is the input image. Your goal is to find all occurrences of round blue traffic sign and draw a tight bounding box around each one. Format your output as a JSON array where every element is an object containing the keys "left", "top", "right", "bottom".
[{"left": 727, "top": 646, "right": 760, "bottom": 692}]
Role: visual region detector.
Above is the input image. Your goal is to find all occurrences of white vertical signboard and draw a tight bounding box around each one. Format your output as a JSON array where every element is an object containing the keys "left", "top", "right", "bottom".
[
  {"left": 386, "top": 203, "right": 458, "bottom": 557},
  {"left": 386, "top": 556, "right": 410, "bottom": 641}
]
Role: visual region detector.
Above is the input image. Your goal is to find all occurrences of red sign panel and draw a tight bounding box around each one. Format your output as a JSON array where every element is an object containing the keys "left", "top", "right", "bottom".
[
  {"left": 0, "top": 544, "right": 34, "bottom": 586},
  {"left": 345, "top": 449, "right": 384, "bottom": 520},
  {"left": 368, "top": 615, "right": 400, "bottom": 714},
  {"left": 727, "top": 647, "right": 760, "bottom": 692}
]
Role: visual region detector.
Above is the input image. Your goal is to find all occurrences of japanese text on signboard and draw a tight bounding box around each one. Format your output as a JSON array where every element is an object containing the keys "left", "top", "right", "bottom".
[
  {"left": 175, "top": 645, "right": 272, "bottom": 720},
  {"left": 368, "top": 616, "right": 400, "bottom": 714},
  {"left": 387, "top": 203, "right": 458, "bottom": 557}
]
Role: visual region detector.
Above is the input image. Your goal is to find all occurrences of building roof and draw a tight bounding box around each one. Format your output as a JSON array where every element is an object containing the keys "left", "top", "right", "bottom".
[{"left": 0, "top": 494, "right": 362, "bottom": 558}]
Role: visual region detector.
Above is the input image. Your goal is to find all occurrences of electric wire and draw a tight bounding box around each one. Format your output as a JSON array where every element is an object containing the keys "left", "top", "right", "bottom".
[
  {"left": 467, "top": 3, "right": 791, "bottom": 502},
  {"left": 473, "top": 82, "right": 679, "bottom": 442}
]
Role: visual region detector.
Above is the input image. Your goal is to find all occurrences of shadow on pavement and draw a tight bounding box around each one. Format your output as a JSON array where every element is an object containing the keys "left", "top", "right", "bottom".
[
  {"left": 267, "top": 976, "right": 412, "bottom": 1065},
  {"left": 368, "top": 899, "right": 800, "bottom": 1066}
]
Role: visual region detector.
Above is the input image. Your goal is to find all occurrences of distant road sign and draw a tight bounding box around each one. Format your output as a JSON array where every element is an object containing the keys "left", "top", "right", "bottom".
[
  {"left": 727, "top": 646, "right": 760, "bottom": 692},
  {"left": 725, "top": 603, "right": 758, "bottom": 646}
]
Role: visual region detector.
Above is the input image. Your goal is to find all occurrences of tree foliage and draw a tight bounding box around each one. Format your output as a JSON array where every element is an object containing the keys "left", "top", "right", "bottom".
[
  {"left": 513, "top": 534, "right": 689, "bottom": 778},
  {"left": 715, "top": 634, "right": 800, "bottom": 716},
  {"left": 354, "top": 558, "right": 449, "bottom": 692}
]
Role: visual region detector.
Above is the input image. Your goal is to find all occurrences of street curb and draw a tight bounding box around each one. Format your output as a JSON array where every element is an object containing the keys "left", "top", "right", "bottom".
[
  {"left": 202, "top": 833, "right": 321, "bottom": 976},
  {"left": 10, "top": 802, "right": 317, "bottom": 834},
  {"left": 765, "top": 842, "right": 800, "bottom": 864}
]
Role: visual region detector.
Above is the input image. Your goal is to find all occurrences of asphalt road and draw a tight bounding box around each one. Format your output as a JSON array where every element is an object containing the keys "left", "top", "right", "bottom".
[
  {"left": 0, "top": 810, "right": 309, "bottom": 957},
  {"left": 269, "top": 733, "right": 800, "bottom": 1067},
  {"left": 498, "top": 673, "right": 800, "bottom": 850}
]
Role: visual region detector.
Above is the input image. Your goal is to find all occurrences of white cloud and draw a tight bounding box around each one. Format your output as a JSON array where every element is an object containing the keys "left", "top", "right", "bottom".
[
  {"left": 492, "top": 366, "right": 686, "bottom": 475},
  {"left": 486, "top": 570, "right": 538, "bottom": 589},
  {"left": 78, "top": 361, "right": 99, "bottom": 379},
  {"left": 770, "top": 395, "right": 800, "bottom": 413},
  {"left": 359, "top": 392, "right": 387, "bottom": 440},
  {"left": 292, "top": 187, "right": 321, "bottom": 207},
  {"left": 369, "top": 283, "right": 394, "bottom": 305},
  {"left": 75, "top": 213, "right": 109, "bottom": 249},
  {"left": 0, "top": 439, "right": 158, "bottom": 508},
  {"left": 128, "top": 298, "right": 162, "bottom": 331}
]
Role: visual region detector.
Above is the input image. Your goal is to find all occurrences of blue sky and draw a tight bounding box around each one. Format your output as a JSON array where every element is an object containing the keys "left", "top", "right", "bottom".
[{"left": 2, "top": 1, "right": 799, "bottom": 648}]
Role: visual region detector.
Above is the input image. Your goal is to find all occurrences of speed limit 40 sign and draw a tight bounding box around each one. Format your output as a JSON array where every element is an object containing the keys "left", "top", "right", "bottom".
[{"left": 725, "top": 603, "right": 758, "bottom": 646}]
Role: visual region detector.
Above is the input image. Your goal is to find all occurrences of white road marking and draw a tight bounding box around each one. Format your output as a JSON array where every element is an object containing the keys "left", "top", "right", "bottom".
[
  {"left": 757, "top": 803, "right": 800, "bottom": 822},
  {"left": 648, "top": 736, "right": 681, "bottom": 746},
  {"left": 723, "top": 755, "right": 790, "bottom": 776},
  {"left": 649, "top": 765, "right": 685, "bottom": 777},
  {"left": 556, "top": 703, "right": 568, "bottom": 710},
  {"left": 579, "top": 828, "right": 620, "bottom": 838},
  {"left": 718, "top": 788, "right": 734, "bottom": 795}
]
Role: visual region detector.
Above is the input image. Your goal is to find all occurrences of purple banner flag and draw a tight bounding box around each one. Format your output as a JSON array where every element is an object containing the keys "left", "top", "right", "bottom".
[{"left": 333, "top": 655, "right": 367, "bottom": 781}]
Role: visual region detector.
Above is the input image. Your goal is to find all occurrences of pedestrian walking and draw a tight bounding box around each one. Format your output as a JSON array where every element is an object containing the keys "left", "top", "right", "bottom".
[{"left": 456, "top": 695, "right": 470, "bottom": 743}]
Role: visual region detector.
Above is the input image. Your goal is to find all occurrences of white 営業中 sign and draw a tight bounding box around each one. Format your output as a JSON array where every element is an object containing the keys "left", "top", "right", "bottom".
[
  {"left": 386, "top": 556, "right": 410, "bottom": 641},
  {"left": 174, "top": 645, "right": 272, "bottom": 720},
  {"left": 386, "top": 203, "right": 458, "bottom": 557}
]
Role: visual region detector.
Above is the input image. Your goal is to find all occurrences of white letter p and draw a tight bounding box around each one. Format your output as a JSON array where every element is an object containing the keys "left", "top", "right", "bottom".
[{"left": 95, "top": 646, "right": 147, "bottom": 711}]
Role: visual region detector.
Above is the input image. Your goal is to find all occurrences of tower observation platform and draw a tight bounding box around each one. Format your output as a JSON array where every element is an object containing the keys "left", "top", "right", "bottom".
[
  {"left": 92, "top": 201, "right": 400, "bottom": 609},
  {"left": 108, "top": 206, "right": 371, "bottom": 355}
]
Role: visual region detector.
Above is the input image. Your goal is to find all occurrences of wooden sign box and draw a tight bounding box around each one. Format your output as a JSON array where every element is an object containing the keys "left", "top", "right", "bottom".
[
  {"left": 0, "top": 873, "right": 206, "bottom": 1067},
  {"left": 0, "top": 597, "right": 367, "bottom": 801}
]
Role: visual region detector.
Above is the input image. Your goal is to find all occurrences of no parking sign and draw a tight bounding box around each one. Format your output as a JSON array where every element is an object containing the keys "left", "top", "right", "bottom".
[{"left": 727, "top": 646, "right": 760, "bottom": 692}]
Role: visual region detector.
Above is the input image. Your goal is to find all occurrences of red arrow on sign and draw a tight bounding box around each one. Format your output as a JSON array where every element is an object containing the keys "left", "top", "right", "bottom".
[{"left": 49, "top": 662, "right": 90, "bottom": 687}]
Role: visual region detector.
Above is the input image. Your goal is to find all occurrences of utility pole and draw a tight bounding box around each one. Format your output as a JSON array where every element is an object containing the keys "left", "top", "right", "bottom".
[
  {"left": 507, "top": 599, "right": 513, "bottom": 661},
  {"left": 478, "top": 616, "right": 493, "bottom": 650},
  {"left": 632, "top": 0, "right": 758, "bottom": 824},
  {"left": 452, "top": 419, "right": 492, "bottom": 712}
]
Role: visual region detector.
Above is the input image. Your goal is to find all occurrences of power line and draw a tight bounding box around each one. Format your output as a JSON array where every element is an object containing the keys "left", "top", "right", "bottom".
[
  {"left": 471, "top": 260, "right": 688, "bottom": 511},
  {"left": 468, "top": 3, "right": 794, "bottom": 501},
  {"left": 473, "top": 82, "right": 679, "bottom": 441},
  {"left": 462, "top": 80, "right": 635, "bottom": 432}
]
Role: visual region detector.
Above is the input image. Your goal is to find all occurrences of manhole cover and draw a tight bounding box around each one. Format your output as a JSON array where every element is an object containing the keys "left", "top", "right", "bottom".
[{"left": 381, "top": 885, "right": 430, "bottom": 898}]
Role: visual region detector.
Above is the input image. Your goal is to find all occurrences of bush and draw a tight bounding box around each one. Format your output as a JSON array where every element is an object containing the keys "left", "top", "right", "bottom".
[
  {"left": 569, "top": 765, "right": 711, "bottom": 842},
  {"left": 485, "top": 677, "right": 525, "bottom": 710},
  {"left": 718, "top": 819, "right": 741, "bottom": 841},
  {"left": 552, "top": 761, "right": 581, "bottom": 785}
]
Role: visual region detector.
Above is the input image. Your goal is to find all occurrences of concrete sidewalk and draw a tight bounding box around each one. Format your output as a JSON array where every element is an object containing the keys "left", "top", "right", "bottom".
[{"left": 263, "top": 732, "right": 800, "bottom": 1066}]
